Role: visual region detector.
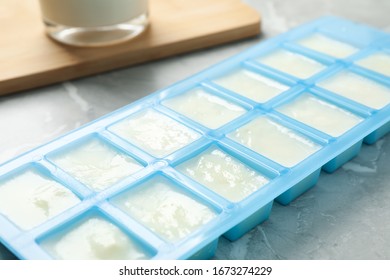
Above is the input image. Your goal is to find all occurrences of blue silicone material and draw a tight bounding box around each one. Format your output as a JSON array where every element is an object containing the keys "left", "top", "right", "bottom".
[{"left": 0, "top": 16, "right": 389, "bottom": 260}]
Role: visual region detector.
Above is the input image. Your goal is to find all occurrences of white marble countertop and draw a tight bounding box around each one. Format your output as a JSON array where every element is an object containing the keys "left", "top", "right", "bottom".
[{"left": 1, "top": 0, "right": 389, "bottom": 260}]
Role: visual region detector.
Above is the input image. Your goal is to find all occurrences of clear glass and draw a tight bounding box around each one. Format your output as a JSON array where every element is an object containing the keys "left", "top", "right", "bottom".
[{"left": 38, "top": 0, "right": 149, "bottom": 47}]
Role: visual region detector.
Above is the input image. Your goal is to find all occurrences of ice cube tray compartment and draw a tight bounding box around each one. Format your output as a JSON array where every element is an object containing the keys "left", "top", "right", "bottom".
[{"left": 0, "top": 16, "right": 389, "bottom": 260}]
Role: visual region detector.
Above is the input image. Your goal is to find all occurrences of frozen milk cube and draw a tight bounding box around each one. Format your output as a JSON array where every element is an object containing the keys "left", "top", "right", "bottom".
[
  {"left": 112, "top": 177, "right": 217, "bottom": 242},
  {"left": 0, "top": 169, "right": 80, "bottom": 230},
  {"left": 213, "top": 69, "right": 289, "bottom": 103},
  {"left": 317, "top": 71, "right": 390, "bottom": 109},
  {"left": 177, "top": 148, "right": 269, "bottom": 202},
  {"left": 41, "top": 217, "right": 148, "bottom": 260},
  {"left": 109, "top": 109, "right": 200, "bottom": 157},
  {"left": 162, "top": 88, "right": 246, "bottom": 129},
  {"left": 229, "top": 117, "right": 321, "bottom": 167},
  {"left": 257, "top": 49, "right": 326, "bottom": 79},
  {"left": 50, "top": 138, "right": 143, "bottom": 191},
  {"left": 356, "top": 52, "right": 390, "bottom": 77},
  {"left": 297, "top": 34, "right": 358, "bottom": 58},
  {"left": 277, "top": 93, "right": 363, "bottom": 137}
]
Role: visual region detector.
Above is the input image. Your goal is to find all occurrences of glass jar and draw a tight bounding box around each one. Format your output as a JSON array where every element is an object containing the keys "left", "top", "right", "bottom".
[{"left": 39, "top": 0, "right": 149, "bottom": 47}]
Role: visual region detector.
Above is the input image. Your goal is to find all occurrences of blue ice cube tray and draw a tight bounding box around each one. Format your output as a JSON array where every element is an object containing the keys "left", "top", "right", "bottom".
[{"left": 1, "top": 16, "right": 389, "bottom": 260}]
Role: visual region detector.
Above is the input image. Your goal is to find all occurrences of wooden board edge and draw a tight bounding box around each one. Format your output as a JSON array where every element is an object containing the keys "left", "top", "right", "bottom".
[{"left": 0, "top": 14, "right": 261, "bottom": 96}]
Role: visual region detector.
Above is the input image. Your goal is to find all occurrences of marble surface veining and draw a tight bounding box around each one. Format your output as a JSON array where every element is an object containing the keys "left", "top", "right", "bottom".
[{"left": 1, "top": 0, "right": 390, "bottom": 260}]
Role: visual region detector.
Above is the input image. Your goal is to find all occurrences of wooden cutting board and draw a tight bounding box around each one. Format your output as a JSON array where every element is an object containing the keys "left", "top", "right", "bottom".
[{"left": 0, "top": 0, "right": 260, "bottom": 96}]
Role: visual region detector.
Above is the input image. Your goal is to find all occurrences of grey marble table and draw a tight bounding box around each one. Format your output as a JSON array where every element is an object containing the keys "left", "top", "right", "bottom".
[{"left": 1, "top": 0, "right": 389, "bottom": 260}]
